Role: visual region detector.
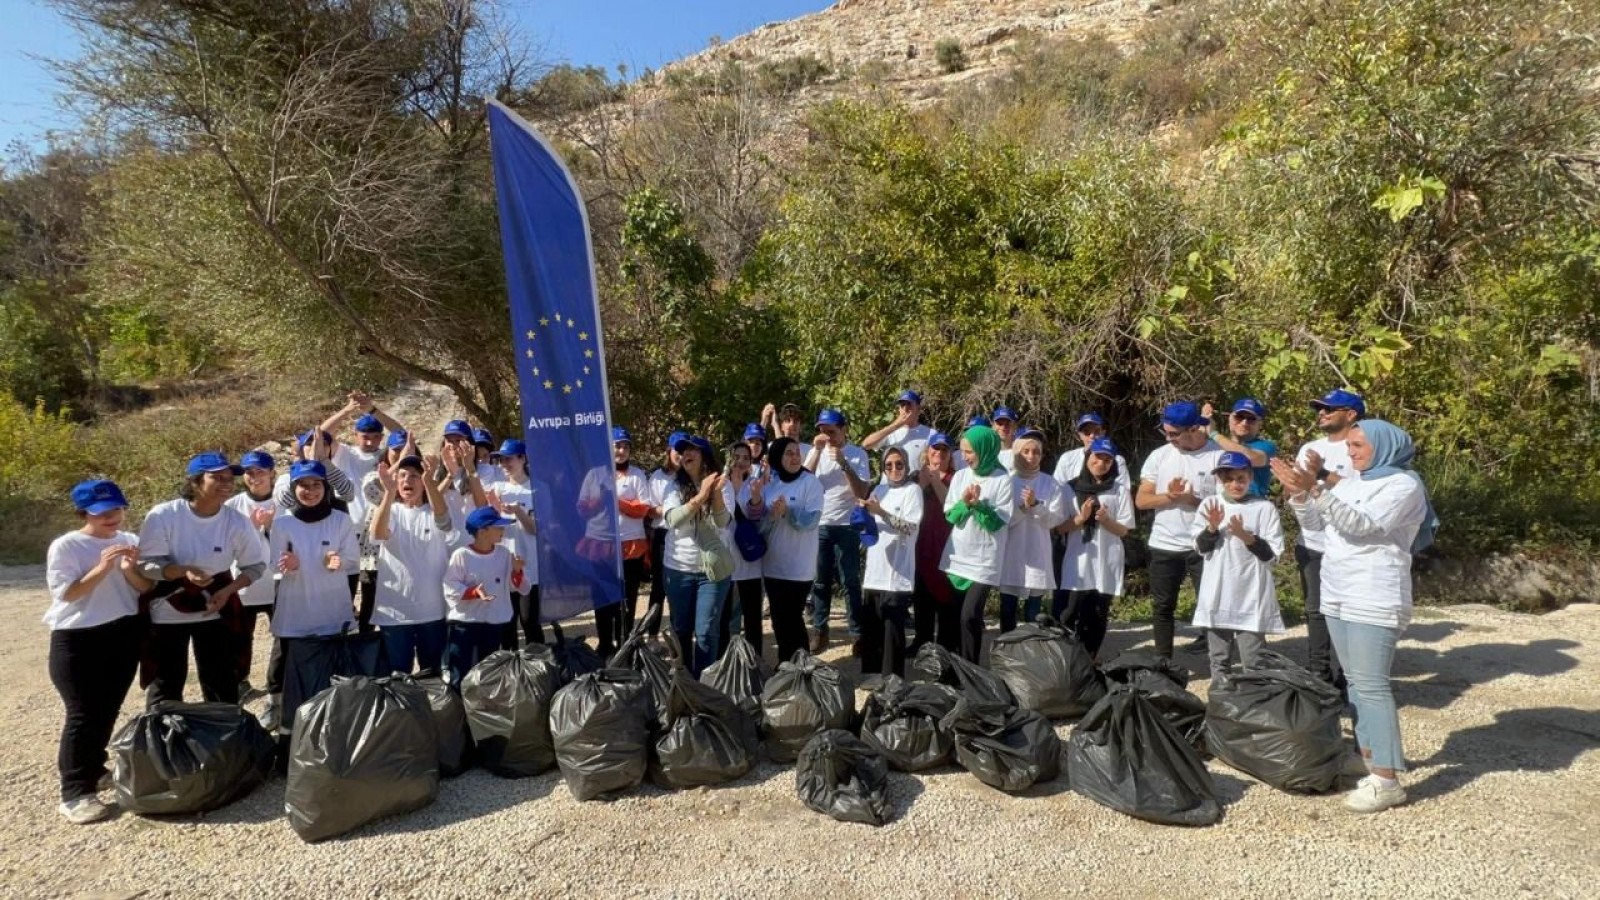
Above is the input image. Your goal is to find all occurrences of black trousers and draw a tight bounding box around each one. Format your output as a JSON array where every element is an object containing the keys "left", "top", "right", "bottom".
[
  {"left": 860, "top": 591, "right": 910, "bottom": 677},
  {"left": 765, "top": 577, "right": 813, "bottom": 666},
  {"left": 1147, "top": 547, "right": 1204, "bottom": 659},
  {"left": 502, "top": 588, "right": 544, "bottom": 649},
  {"left": 145, "top": 618, "right": 239, "bottom": 709},
  {"left": 49, "top": 615, "right": 141, "bottom": 802},
  {"left": 230, "top": 603, "right": 274, "bottom": 684},
  {"left": 1053, "top": 589, "right": 1113, "bottom": 657},
  {"left": 355, "top": 570, "right": 377, "bottom": 632},
  {"left": 1296, "top": 544, "right": 1345, "bottom": 689},
  {"left": 646, "top": 528, "right": 667, "bottom": 636},
  {"left": 719, "top": 577, "right": 765, "bottom": 655},
  {"left": 911, "top": 575, "right": 960, "bottom": 654},
  {"left": 595, "top": 556, "right": 647, "bottom": 655},
  {"left": 958, "top": 582, "right": 995, "bottom": 664}
]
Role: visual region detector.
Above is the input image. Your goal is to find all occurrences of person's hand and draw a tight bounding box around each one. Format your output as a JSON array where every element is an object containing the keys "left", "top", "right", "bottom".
[
  {"left": 1302, "top": 448, "right": 1324, "bottom": 478},
  {"left": 376, "top": 461, "right": 397, "bottom": 493},
  {"left": 323, "top": 550, "right": 342, "bottom": 572},
  {"left": 1165, "top": 476, "right": 1191, "bottom": 500},
  {"left": 813, "top": 433, "right": 832, "bottom": 451},
  {"left": 181, "top": 565, "right": 210, "bottom": 586},
  {"left": 761, "top": 402, "right": 776, "bottom": 421},
  {"left": 422, "top": 453, "right": 440, "bottom": 477},
  {"left": 118, "top": 552, "right": 138, "bottom": 573},
  {"left": 97, "top": 543, "right": 129, "bottom": 572},
  {"left": 1022, "top": 486, "right": 1037, "bottom": 508},
  {"left": 828, "top": 443, "right": 843, "bottom": 462},
  {"left": 1228, "top": 513, "right": 1256, "bottom": 544},
  {"left": 963, "top": 483, "right": 980, "bottom": 505},
  {"left": 277, "top": 549, "right": 300, "bottom": 574},
  {"left": 485, "top": 487, "right": 505, "bottom": 512},
  {"left": 863, "top": 496, "right": 883, "bottom": 515},
  {"left": 310, "top": 426, "right": 327, "bottom": 461},
  {"left": 749, "top": 475, "right": 767, "bottom": 504},
  {"left": 1094, "top": 504, "right": 1114, "bottom": 524},
  {"left": 1201, "top": 402, "right": 1215, "bottom": 423},
  {"left": 205, "top": 586, "right": 233, "bottom": 613},
  {"left": 1076, "top": 498, "right": 1097, "bottom": 525},
  {"left": 707, "top": 474, "right": 727, "bottom": 510},
  {"left": 770, "top": 495, "right": 789, "bottom": 519},
  {"left": 895, "top": 407, "right": 916, "bottom": 429},
  {"left": 1271, "top": 458, "right": 1313, "bottom": 495},
  {"left": 441, "top": 443, "right": 463, "bottom": 475},
  {"left": 1201, "top": 499, "right": 1225, "bottom": 532},
  {"left": 250, "top": 505, "right": 275, "bottom": 529}
]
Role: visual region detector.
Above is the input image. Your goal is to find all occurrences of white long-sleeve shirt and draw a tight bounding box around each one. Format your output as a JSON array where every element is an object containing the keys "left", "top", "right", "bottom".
[
  {"left": 44, "top": 531, "right": 142, "bottom": 630},
  {"left": 444, "top": 544, "right": 516, "bottom": 625},
  {"left": 1191, "top": 497, "right": 1285, "bottom": 634},
  {"left": 999, "top": 472, "right": 1066, "bottom": 594},
  {"left": 941, "top": 468, "right": 1017, "bottom": 586},
  {"left": 1294, "top": 437, "right": 1361, "bottom": 553},
  {"left": 862, "top": 481, "right": 924, "bottom": 593},
  {"left": 1288, "top": 475, "right": 1426, "bottom": 630},
  {"left": 224, "top": 492, "right": 277, "bottom": 607},
  {"left": 267, "top": 512, "right": 360, "bottom": 638},
  {"left": 486, "top": 478, "right": 538, "bottom": 587},
  {"left": 744, "top": 472, "right": 824, "bottom": 583}
]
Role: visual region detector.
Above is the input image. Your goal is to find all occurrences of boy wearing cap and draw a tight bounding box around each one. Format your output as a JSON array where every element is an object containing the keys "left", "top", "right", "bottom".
[
  {"left": 805, "top": 409, "right": 872, "bottom": 651},
  {"left": 370, "top": 454, "right": 456, "bottom": 674},
  {"left": 484, "top": 439, "right": 540, "bottom": 649},
  {"left": 1135, "top": 402, "right": 1224, "bottom": 659},
  {"left": 224, "top": 450, "right": 280, "bottom": 700},
  {"left": 1052, "top": 413, "right": 1132, "bottom": 493},
  {"left": 992, "top": 407, "right": 1020, "bottom": 472},
  {"left": 46, "top": 479, "right": 152, "bottom": 823},
  {"left": 1203, "top": 398, "right": 1277, "bottom": 498},
  {"left": 1192, "top": 452, "right": 1286, "bottom": 687},
  {"left": 1294, "top": 388, "right": 1366, "bottom": 691},
  {"left": 138, "top": 454, "right": 268, "bottom": 708},
  {"left": 862, "top": 390, "right": 933, "bottom": 471},
  {"left": 443, "top": 507, "right": 520, "bottom": 684},
  {"left": 761, "top": 402, "right": 814, "bottom": 459}
]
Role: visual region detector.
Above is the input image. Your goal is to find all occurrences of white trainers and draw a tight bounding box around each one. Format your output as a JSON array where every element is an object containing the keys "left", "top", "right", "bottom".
[
  {"left": 59, "top": 796, "right": 115, "bottom": 824},
  {"left": 1345, "top": 775, "right": 1407, "bottom": 813}
]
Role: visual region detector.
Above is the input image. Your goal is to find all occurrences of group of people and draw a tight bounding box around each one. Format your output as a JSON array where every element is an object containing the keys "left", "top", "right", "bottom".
[{"left": 44, "top": 386, "right": 1434, "bottom": 825}]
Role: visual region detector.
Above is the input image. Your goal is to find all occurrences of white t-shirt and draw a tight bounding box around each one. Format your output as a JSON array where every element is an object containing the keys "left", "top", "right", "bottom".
[
  {"left": 1139, "top": 441, "right": 1223, "bottom": 552},
  {"left": 660, "top": 478, "right": 736, "bottom": 574},
  {"left": 476, "top": 461, "right": 505, "bottom": 486},
  {"left": 224, "top": 492, "right": 277, "bottom": 607},
  {"left": 44, "top": 531, "right": 142, "bottom": 630},
  {"left": 444, "top": 544, "right": 516, "bottom": 624},
  {"left": 267, "top": 511, "right": 360, "bottom": 638},
  {"left": 941, "top": 468, "right": 1017, "bottom": 586},
  {"left": 487, "top": 479, "right": 538, "bottom": 586},
  {"left": 1290, "top": 475, "right": 1426, "bottom": 630},
  {"left": 1058, "top": 489, "right": 1136, "bottom": 596},
  {"left": 613, "top": 464, "right": 652, "bottom": 543},
  {"left": 862, "top": 481, "right": 924, "bottom": 593},
  {"left": 333, "top": 445, "right": 382, "bottom": 513},
  {"left": 139, "top": 500, "right": 266, "bottom": 625},
  {"left": 648, "top": 467, "right": 677, "bottom": 530},
  {"left": 999, "top": 472, "right": 1067, "bottom": 595},
  {"left": 998, "top": 448, "right": 1016, "bottom": 474},
  {"left": 1295, "top": 437, "right": 1361, "bottom": 553},
  {"left": 879, "top": 423, "right": 932, "bottom": 471},
  {"left": 745, "top": 472, "right": 824, "bottom": 583},
  {"left": 811, "top": 443, "right": 871, "bottom": 526},
  {"left": 1052, "top": 447, "right": 1133, "bottom": 496},
  {"left": 1191, "top": 497, "right": 1285, "bottom": 634},
  {"left": 373, "top": 503, "right": 456, "bottom": 626}
]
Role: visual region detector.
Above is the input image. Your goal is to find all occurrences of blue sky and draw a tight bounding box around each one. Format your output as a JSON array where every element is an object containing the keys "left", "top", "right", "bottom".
[{"left": 0, "top": 0, "right": 833, "bottom": 154}]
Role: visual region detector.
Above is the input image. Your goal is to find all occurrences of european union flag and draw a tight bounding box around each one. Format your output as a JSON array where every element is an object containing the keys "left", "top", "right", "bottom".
[{"left": 487, "top": 99, "right": 621, "bottom": 622}]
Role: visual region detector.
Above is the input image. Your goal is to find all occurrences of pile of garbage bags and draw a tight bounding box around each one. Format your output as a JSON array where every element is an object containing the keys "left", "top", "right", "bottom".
[
  {"left": 111, "top": 702, "right": 275, "bottom": 815},
  {"left": 760, "top": 651, "right": 856, "bottom": 763},
  {"left": 653, "top": 667, "right": 760, "bottom": 789},
  {"left": 1066, "top": 686, "right": 1221, "bottom": 826}
]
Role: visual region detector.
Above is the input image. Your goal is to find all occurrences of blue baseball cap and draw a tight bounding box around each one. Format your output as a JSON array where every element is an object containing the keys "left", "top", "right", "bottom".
[
  {"left": 1016, "top": 425, "right": 1045, "bottom": 442},
  {"left": 296, "top": 429, "right": 334, "bottom": 448},
  {"left": 1213, "top": 451, "right": 1253, "bottom": 473},
  {"left": 966, "top": 414, "right": 991, "bottom": 428},
  {"left": 667, "top": 430, "right": 688, "bottom": 450},
  {"left": 928, "top": 431, "right": 952, "bottom": 449},
  {"left": 612, "top": 426, "right": 632, "bottom": 444},
  {"left": 1075, "top": 412, "right": 1106, "bottom": 431},
  {"left": 186, "top": 452, "right": 243, "bottom": 477},
  {"left": 897, "top": 390, "right": 923, "bottom": 405},
  {"left": 239, "top": 450, "right": 275, "bottom": 472},
  {"left": 1160, "top": 402, "right": 1209, "bottom": 429},
  {"left": 850, "top": 504, "right": 880, "bottom": 547},
  {"left": 741, "top": 423, "right": 767, "bottom": 442},
  {"left": 1231, "top": 397, "right": 1268, "bottom": 419},
  {"left": 672, "top": 434, "right": 716, "bottom": 459},
  {"left": 816, "top": 408, "right": 847, "bottom": 427},
  {"left": 442, "top": 419, "right": 473, "bottom": 439},
  {"left": 289, "top": 460, "right": 327, "bottom": 482},
  {"left": 992, "top": 406, "right": 1019, "bottom": 423},
  {"left": 1088, "top": 437, "right": 1118, "bottom": 457},
  {"left": 498, "top": 439, "right": 526, "bottom": 457},
  {"left": 465, "top": 506, "right": 514, "bottom": 535},
  {"left": 386, "top": 430, "right": 410, "bottom": 449},
  {"left": 1310, "top": 389, "right": 1366, "bottom": 417},
  {"left": 471, "top": 427, "right": 495, "bottom": 449},
  {"left": 71, "top": 479, "right": 128, "bottom": 515},
  {"left": 354, "top": 414, "right": 383, "bottom": 434}
]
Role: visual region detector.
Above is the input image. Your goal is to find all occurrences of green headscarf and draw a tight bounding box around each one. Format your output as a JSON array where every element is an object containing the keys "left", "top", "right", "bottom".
[{"left": 962, "top": 425, "right": 1004, "bottom": 477}]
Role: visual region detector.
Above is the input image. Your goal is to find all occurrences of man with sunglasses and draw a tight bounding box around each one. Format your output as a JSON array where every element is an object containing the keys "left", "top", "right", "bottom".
[
  {"left": 1293, "top": 388, "right": 1366, "bottom": 693},
  {"left": 1202, "top": 397, "right": 1277, "bottom": 498},
  {"left": 1135, "top": 401, "right": 1223, "bottom": 660}
]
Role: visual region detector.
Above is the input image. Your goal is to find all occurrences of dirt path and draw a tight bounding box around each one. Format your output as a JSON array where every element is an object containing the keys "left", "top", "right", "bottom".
[{"left": 1, "top": 562, "right": 1594, "bottom": 899}]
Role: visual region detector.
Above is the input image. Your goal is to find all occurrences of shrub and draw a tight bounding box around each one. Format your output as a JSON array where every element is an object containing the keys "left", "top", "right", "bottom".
[{"left": 935, "top": 39, "right": 968, "bottom": 74}]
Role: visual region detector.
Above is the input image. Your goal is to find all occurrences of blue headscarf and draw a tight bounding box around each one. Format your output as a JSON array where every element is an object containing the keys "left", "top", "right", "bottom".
[{"left": 1355, "top": 419, "right": 1438, "bottom": 553}]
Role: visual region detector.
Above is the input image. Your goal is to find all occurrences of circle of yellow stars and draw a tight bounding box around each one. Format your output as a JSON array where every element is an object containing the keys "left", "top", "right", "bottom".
[{"left": 522, "top": 315, "right": 595, "bottom": 395}]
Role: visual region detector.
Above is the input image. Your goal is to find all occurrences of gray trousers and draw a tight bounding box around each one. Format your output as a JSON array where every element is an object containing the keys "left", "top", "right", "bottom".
[{"left": 1207, "top": 629, "right": 1267, "bottom": 682}]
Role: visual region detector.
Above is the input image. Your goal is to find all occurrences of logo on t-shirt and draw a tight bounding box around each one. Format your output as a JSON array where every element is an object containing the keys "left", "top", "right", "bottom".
[{"left": 212, "top": 546, "right": 222, "bottom": 553}]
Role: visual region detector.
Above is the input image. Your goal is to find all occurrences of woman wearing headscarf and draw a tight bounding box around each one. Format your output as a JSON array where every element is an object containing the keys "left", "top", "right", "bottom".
[
  {"left": 1055, "top": 437, "right": 1135, "bottom": 658},
  {"left": 722, "top": 440, "right": 765, "bottom": 652},
  {"left": 912, "top": 432, "right": 960, "bottom": 653},
  {"left": 998, "top": 428, "right": 1065, "bottom": 633},
  {"left": 1273, "top": 419, "right": 1433, "bottom": 814},
  {"left": 859, "top": 446, "right": 924, "bottom": 677},
  {"left": 746, "top": 436, "right": 824, "bottom": 664},
  {"left": 942, "top": 426, "right": 1017, "bottom": 663}
]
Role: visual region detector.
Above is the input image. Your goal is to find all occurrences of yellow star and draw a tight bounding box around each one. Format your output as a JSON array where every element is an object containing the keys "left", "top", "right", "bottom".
[
  {"left": 562, "top": 384, "right": 572, "bottom": 394},
  {"left": 578, "top": 331, "right": 589, "bottom": 341},
  {"left": 539, "top": 317, "right": 549, "bottom": 327},
  {"left": 584, "top": 349, "right": 594, "bottom": 359},
  {"left": 524, "top": 348, "right": 533, "bottom": 358},
  {"left": 543, "top": 379, "right": 553, "bottom": 390},
  {"left": 525, "top": 330, "right": 534, "bottom": 340}
]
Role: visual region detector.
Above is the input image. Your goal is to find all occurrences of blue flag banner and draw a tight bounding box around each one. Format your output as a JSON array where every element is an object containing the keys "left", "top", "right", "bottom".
[{"left": 487, "top": 99, "right": 622, "bottom": 622}]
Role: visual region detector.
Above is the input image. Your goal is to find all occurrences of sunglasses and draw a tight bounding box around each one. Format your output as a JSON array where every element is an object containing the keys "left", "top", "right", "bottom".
[
  {"left": 1158, "top": 427, "right": 1186, "bottom": 438},
  {"left": 1231, "top": 413, "right": 1258, "bottom": 422}
]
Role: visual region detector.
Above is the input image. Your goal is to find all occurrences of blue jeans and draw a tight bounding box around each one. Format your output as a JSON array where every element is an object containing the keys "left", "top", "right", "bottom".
[
  {"left": 1326, "top": 614, "right": 1406, "bottom": 772},
  {"left": 445, "top": 620, "right": 505, "bottom": 686},
  {"left": 809, "top": 524, "right": 863, "bottom": 633},
  {"left": 665, "top": 568, "right": 731, "bottom": 676},
  {"left": 998, "top": 593, "right": 1043, "bottom": 633},
  {"left": 381, "top": 620, "right": 447, "bottom": 676}
]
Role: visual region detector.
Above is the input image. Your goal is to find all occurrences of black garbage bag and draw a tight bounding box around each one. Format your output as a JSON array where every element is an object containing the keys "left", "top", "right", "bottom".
[
  {"left": 549, "top": 668, "right": 655, "bottom": 801},
  {"left": 989, "top": 620, "right": 1106, "bottom": 719},
  {"left": 858, "top": 676, "right": 960, "bottom": 772},
  {"left": 760, "top": 651, "right": 856, "bottom": 764},
  {"left": 285, "top": 676, "right": 438, "bottom": 842},
  {"left": 1204, "top": 650, "right": 1345, "bottom": 793},
  {"left": 1103, "top": 650, "right": 1207, "bottom": 753},
  {"left": 548, "top": 621, "right": 605, "bottom": 683},
  {"left": 405, "top": 672, "right": 471, "bottom": 777},
  {"left": 701, "top": 635, "right": 766, "bottom": 721},
  {"left": 111, "top": 702, "right": 275, "bottom": 815},
  {"left": 460, "top": 647, "right": 563, "bottom": 777},
  {"left": 795, "top": 730, "right": 891, "bottom": 826},
  {"left": 941, "top": 697, "right": 1061, "bottom": 792},
  {"left": 282, "top": 629, "right": 388, "bottom": 733},
  {"left": 652, "top": 667, "right": 760, "bottom": 789},
  {"left": 1066, "top": 686, "right": 1222, "bottom": 826},
  {"left": 609, "top": 632, "right": 674, "bottom": 730},
  {"left": 910, "top": 643, "right": 1016, "bottom": 707}
]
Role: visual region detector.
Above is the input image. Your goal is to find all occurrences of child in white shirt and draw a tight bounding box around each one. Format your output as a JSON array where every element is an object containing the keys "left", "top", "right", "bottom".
[{"left": 1192, "top": 452, "right": 1286, "bottom": 687}]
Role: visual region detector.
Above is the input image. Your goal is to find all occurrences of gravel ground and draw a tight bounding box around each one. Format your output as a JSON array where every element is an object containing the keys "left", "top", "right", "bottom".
[{"left": 1, "top": 561, "right": 1594, "bottom": 900}]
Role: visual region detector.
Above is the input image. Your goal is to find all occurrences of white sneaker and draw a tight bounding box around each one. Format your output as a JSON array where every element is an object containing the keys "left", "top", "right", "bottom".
[
  {"left": 1345, "top": 775, "right": 1406, "bottom": 813},
  {"left": 59, "top": 796, "right": 115, "bottom": 824}
]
